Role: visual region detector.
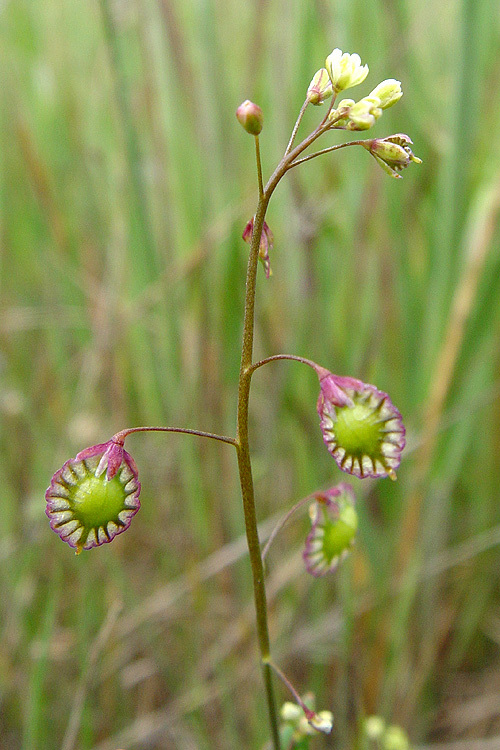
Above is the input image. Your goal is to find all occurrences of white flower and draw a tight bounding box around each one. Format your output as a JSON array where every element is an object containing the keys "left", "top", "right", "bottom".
[
  {"left": 368, "top": 79, "right": 403, "bottom": 109},
  {"left": 280, "top": 702, "right": 302, "bottom": 722},
  {"left": 325, "top": 48, "right": 369, "bottom": 92},
  {"left": 308, "top": 711, "right": 334, "bottom": 734},
  {"left": 365, "top": 715, "right": 386, "bottom": 739}
]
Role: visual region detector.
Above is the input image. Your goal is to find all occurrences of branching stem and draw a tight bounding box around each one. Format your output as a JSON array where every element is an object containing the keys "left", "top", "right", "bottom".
[
  {"left": 288, "top": 139, "right": 364, "bottom": 169},
  {"left": 235, "top": 102, "right": 350, "bottom": 750},
  {"left": 261, "top": 495, "right": 312, "bottom": 562},
  {"left": 236, "top": 187, "right": 282, "bottom": 748},
  {"left": 265, "top": 659, "right": 314, "bottom": 719},
  {"left": 284, "top": 98, "right": 309, "bottom": 156},
  {"left": 248, "top": 353, "right": 319, "bottom": 377}
]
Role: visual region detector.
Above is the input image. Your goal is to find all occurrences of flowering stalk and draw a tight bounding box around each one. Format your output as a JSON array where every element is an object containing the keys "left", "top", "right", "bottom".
[
  {"left": 235, "top": 186, "right": 282, "bottom": 747},
  {"left": 233, "top": 117, "right": 351, "bottom": 748},
  {"left": 255, "top": 135, "right": 264, "bottom": 197},
  {"left": 250, "top": 355, "right": 406, "bottom": 480},
  {"left": 45, "top": 426, "right": 237, "bottom": 554},
  {"left": 233, "top": 104, "right": 356, "bottom": 743},
  {"left": 46, "top": 46, "right": 419, "bottom": 750}
]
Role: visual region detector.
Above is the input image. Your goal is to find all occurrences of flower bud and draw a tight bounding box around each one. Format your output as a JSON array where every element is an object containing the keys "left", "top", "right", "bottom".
[
  {"left": 307, "top": 711, "right": 334, "bottom": 734},
  {"left": 303, "top": 484, "right": 357, "bottom": 576},
  {"left": 346, "top": 96, "right": 382, "bottom": 130},
  {"left": 45, "top": 439, "right": 141, "bottom": 554},
  {"left": 236, "top": 100, "right": 263, "bottom": 135},
  {"left": 325, "top": 48, "right": 369, "bottom": 92},
  {"left": 368, "top": 79, "right": 403, "bottom": 109},
  {"left": 315, "top": 367, "right": 406, "bottom": 480},
  {"left": 328, "top": 98, "right": 355, "bottom": 128},
  {"left": 365, "top": 716, "right": 386, "bottom": 740},
  {"left": 307, "top": 68, "right": 333, "bottom": 105},
  {"left": 280, "top": 702, "right": 302, "bottom": 722},
  {"left": 364, "top": 133, "right": 422, "bottom": 178}
]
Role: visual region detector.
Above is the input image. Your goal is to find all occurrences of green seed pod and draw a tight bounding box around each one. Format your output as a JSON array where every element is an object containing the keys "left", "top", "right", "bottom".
[{"left": 46, "top": 440, "right": 141, "bottom": 554}]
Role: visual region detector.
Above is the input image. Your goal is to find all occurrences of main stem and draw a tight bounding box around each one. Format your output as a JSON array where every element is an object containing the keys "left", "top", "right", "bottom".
[
  {"left": 235, "top": 190, "right": 282, "bottom": 749},
  {"left": 235, "top": 115, "right": 337, "bottom": 749}
]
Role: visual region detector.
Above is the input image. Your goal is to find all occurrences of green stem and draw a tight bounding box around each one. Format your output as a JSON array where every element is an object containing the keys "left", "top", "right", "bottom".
[
  {"left": 255, "top": 135, "right": 264, "bottom": 198},
  {"left": 261, "top": 494, "right": 311, "bottom": 561},
  {"left": 264, "top": 124, "right": 327, "bottom": 196},
  {"left": 235, "top": 108, "right": 343, "bottom": 750},
  {"left": 288, "top": 139, "right": 364, "bottom": 169},
  {"left": 284, "top": 98, "right": 309, "bottom": 156},
  {"left": 235, "top": 190, "right": 282, "bottom": 750},
  {"left": 262, "top": 113, "right": 345, "bottom": 197}
]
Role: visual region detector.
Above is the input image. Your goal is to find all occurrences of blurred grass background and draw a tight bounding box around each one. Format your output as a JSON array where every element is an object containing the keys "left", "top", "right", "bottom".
[{"left": 1, "top": 0, "right": 500, "bottom": 748}]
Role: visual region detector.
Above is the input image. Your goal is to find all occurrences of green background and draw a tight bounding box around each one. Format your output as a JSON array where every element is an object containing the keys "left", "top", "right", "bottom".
[{"left": 1, "top": 0, "right": 500, "bottom": 747}]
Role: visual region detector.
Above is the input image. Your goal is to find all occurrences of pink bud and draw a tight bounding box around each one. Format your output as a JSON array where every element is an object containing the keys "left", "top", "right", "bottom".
[{"left": 236, "top": 100, "right": 263, "bottom": 135}]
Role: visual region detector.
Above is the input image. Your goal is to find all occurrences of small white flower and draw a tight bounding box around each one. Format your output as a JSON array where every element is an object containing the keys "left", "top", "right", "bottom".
[
  {"left": 368, "top": 79, "right": 403, "bottom": 109},
  {"left": 325, "top": 48, "right": 369, "bottom": 92},
  {"left": 365, "top": 715, "right": 386, "bottom": 739},
  {"left": 308, "top": 711, "right": 334, "bottom": 734},
  {"left": 280, "top": 697, "right": 333, "bottom": 739},
  {"left": 280, "top": 702, "right": 302, "bottom": 722}
]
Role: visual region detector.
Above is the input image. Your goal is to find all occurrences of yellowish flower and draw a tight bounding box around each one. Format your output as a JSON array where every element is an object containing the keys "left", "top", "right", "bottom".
[
  {"left": 368, "top": 79, "right": 403, "bottom": 109},
  {"left": 325, "top": 48, "right": 369, "bottom": 92}
]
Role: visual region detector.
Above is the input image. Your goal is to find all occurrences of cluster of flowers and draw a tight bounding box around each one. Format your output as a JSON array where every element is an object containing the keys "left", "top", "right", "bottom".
[
  {"left": 240, "top": 48, "right": 420, "bottom": 279},
  {"left": 280, "top": 694, "right": 334, "bottom": 743},
  {"left": 307, "top": 48, "right": 421, "bottom": 175}
]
